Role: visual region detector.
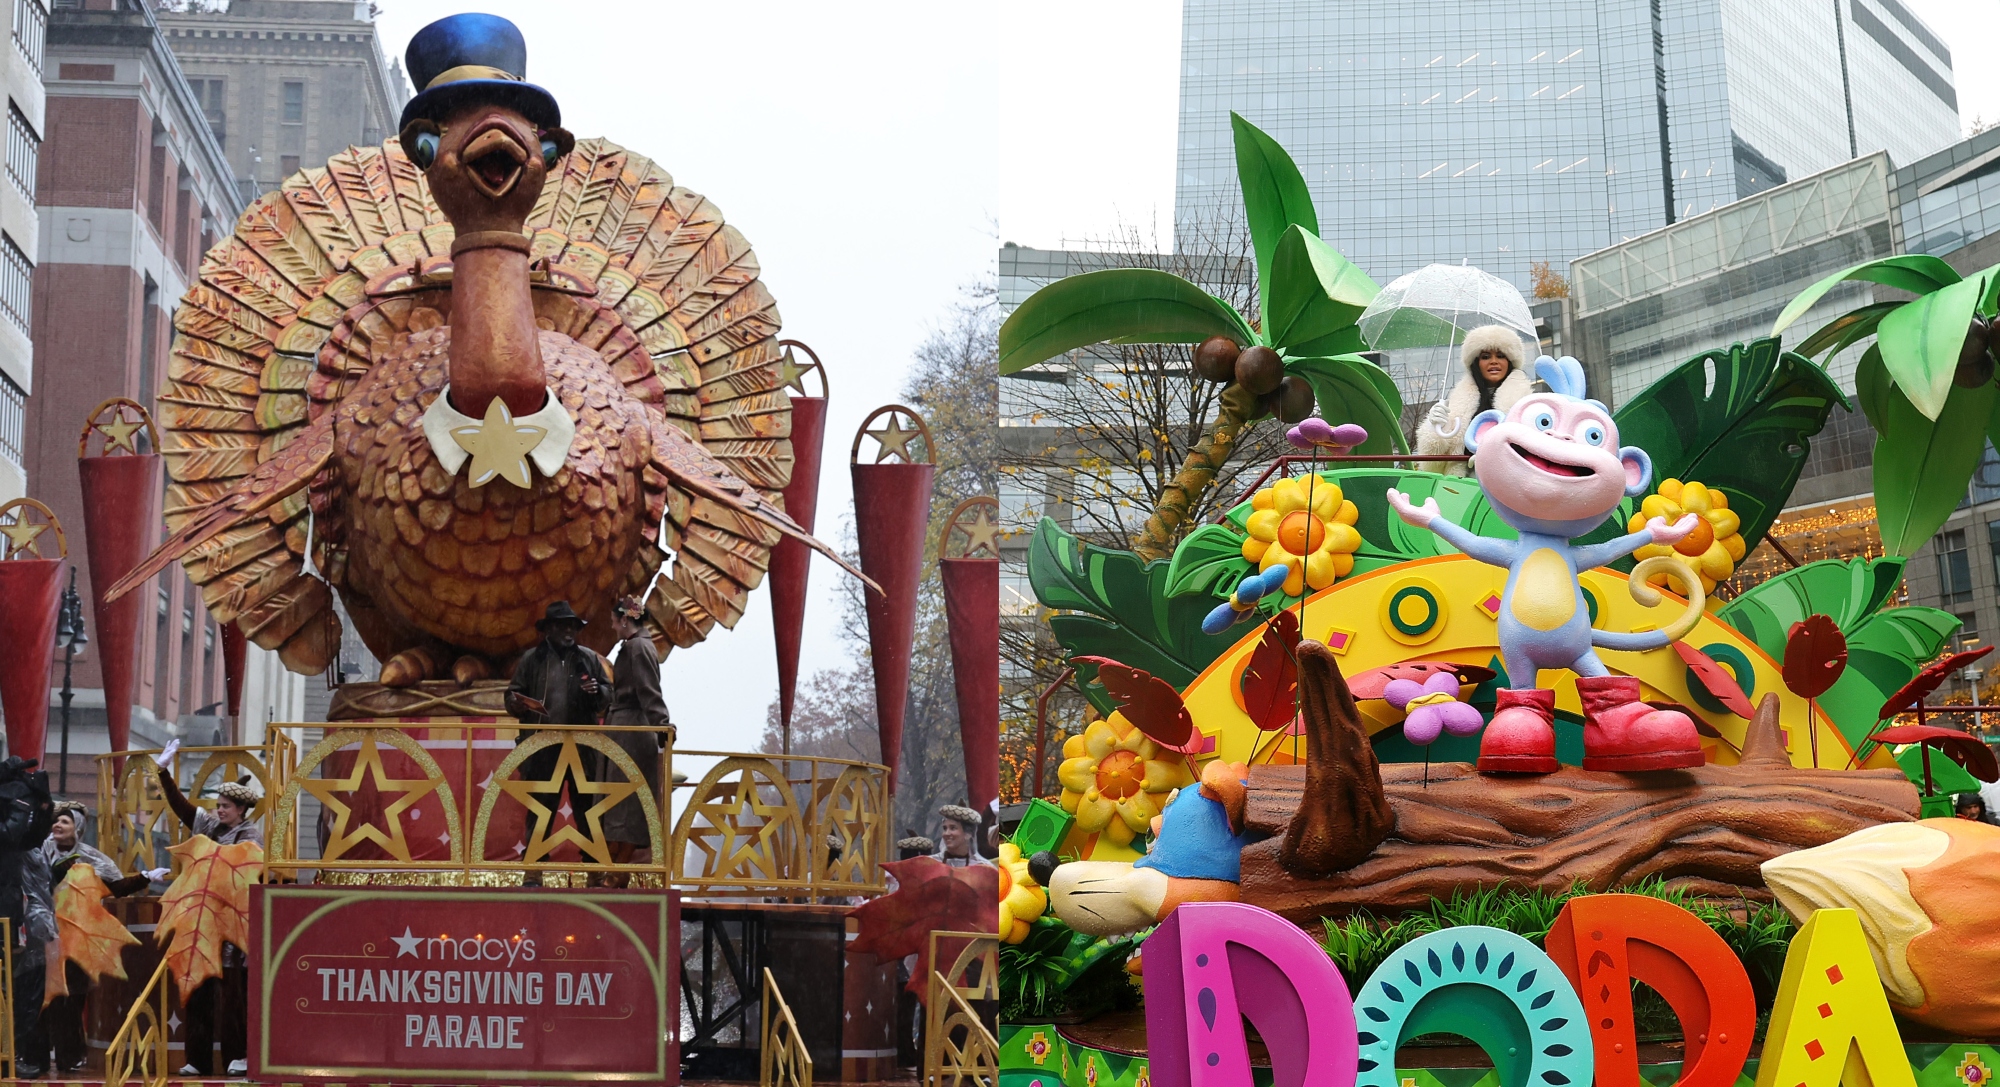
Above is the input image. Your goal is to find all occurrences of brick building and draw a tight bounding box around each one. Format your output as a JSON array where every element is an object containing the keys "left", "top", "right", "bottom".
[
  {"left": 157, "top": 0, "right": 405, "bottom": 202},
  {"left": 15, "top": 0, "right": 302, "bottom": 783}
]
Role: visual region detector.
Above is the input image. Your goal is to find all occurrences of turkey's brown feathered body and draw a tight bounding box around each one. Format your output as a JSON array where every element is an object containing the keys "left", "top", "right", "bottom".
[{"left": 331, "top": 328, "right": 655, "bottom": 661}]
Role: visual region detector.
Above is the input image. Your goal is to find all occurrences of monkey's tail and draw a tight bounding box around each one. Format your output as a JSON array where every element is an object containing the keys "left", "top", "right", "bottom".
[{"left": 1589, "top": 555, "right": 1706, "bottom": 651}]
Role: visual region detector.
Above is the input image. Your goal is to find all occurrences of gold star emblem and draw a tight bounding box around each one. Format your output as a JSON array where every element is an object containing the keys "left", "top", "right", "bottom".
[
  {"left": 450, "top": 397, "right": 547, "bottom": 488},
  {"left": 500, "top": 739, "right": 637, "bottom": 865},
  {"left": 866, "top": 414, "right": 921, "bottom": 463},
  {"left": 98, "top": 414, "right": 144, "bottom": 454},
  {"left": 0, "top": 517, "right": 47, "bottom": 558},
  {"left": 778, "top": 347, "right": 811, "bottom": 395},
  {"left": 957, "top": 505, "right": 999, "bottom": 558},
  {"left": 298, "top": 736, "right": 445, "bottom": 863}
]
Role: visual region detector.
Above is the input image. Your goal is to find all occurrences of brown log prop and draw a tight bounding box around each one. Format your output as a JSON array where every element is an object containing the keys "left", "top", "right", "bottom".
[
  {"left": 1278, "top": 640, "right": 1395, "bottom": 876},
  {"left": 1240, "top": 692, "right": 1919, "bottom": 923}
]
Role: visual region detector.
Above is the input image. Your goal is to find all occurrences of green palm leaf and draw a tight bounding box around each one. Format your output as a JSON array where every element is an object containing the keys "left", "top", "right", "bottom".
[
  {"left": 1771, "top": 255, "right": 1962, "bottom": 337},
  {"left": 1232, "top": 111, "right": 1318, "bottom": 318},
  {"left": 1793, "top": 301, "right": 1900, "bottom": 359},
  {"left": 997, "top": 268, "right": 1256, "bottom": 375},
  {"left": 1265, "top": 224, "right": 1379, "bottom": 352},
  {"left": 1282, "top": 354, "right": 1406, "bottom": 454},
  {"left": 1876, "top": 274, "right": 1985, "bottom": 420},
  {"left": 1858, "top": 344, "right": 1997, "bottom": 555}
]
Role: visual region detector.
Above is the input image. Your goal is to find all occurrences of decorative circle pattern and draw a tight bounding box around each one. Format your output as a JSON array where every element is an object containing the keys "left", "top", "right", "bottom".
[{"left": 1380, "top": 576, "right": 1449, "bottom": 645}]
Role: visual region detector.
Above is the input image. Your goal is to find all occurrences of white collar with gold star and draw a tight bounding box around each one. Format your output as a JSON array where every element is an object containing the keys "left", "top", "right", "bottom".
[{"left": 420, "top": 385, "right": 576, "bottom": 487}]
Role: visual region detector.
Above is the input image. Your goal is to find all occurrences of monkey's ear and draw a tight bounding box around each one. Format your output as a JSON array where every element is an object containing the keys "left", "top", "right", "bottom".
[
  {"left": 1620, "top": 445, "right": 1653, "bottom": 497},
  {"left": 1463, "top": 409, "right": 1505, "bottom": 452}
]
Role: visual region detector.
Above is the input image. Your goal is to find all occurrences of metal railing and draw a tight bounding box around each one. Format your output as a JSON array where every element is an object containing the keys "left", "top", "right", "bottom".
[
  {"left": 924, "top": 930, "right": 997, "bottom": 1087},
  {"left": 101, "top": 725, "right": 889, "bottom": 896},
  {"left": 759, "top": 967, "right": 812, "bottom": 1087},
  {"left": 104, "top": 957, "right": 170, "bottom": 1087}
]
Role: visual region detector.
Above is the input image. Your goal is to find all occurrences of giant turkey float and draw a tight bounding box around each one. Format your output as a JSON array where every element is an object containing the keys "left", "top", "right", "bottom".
[{"left": 997, "top": 112, "right": 2000, "bottom": 1087}]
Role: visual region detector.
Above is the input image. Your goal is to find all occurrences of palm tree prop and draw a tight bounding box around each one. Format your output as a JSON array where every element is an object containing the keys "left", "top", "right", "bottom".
[
  {"left": 1774, "top": 255, "right": 2000, "bottom": 556},
  {"left": 999, "top": 114, "right": 1397, "bottom": 561}
]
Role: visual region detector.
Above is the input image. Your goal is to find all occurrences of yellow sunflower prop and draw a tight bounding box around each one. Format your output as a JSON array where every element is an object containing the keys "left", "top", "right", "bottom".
[
  {"left": 1629, "top": 479, "right": 1746, "bottom": 594},
  {"left": 1241, "top": 476, "right": 1362, "bottom": 597},
  {"left": 998, "top": 842, "right": 1046, "bottom": 944},
  {"left": 1057, "top": 713, "right": 1194, "bottom": 850}
]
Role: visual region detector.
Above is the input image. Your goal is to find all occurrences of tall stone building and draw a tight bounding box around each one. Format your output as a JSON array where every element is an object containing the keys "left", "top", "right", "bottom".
[
  {"left": 0, "top": 0, "right": 44, "bottom": 506},
  {"left": 156, "top": 0, "right": 407, "bottom": 201},
  {"left": 18, "top": 0, "right": 303, "bottom": 784}
]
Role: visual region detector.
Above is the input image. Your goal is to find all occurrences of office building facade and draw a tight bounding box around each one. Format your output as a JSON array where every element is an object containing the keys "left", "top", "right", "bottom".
[
  {"left": 15, "top": 0, "right": 302, "bottom": 780},
  {"left": 0, "top": 0, "right": 41, "bottom": 506},
  {"left": 157, "top": 0, "right": 406, "bottom": 202},
  {"left": 1175, "top": 0, "right": 1960, "bottom": 296}
]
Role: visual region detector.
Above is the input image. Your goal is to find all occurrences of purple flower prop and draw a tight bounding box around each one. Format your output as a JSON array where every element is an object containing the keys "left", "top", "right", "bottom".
[
  {"left": 1382, "top": 672, "right": 1485, "bottom": 745},
  {"left": 1286, "top": 419, "right": 1369, "bottom": 452}
]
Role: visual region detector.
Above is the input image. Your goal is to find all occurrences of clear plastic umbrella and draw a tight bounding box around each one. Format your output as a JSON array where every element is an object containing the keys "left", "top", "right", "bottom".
[{"left": 1357, "top": 262, "right": 1536, "bottom": 351}]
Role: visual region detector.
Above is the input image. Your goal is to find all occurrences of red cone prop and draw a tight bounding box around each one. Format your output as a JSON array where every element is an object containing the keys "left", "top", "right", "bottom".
[
  {"left": 0, "top": 558, "right": 64, "bottom": 762},
  {"left": 221, "top": 622, "right": 247, "bottom": 721},
  {"left": 770, "top": 394, "right": 827, "bottom": 751},
  {"left": 851, "top": 408, "right": 936, "bottom": 791},
  {"left": 77, "top": 452, "right": 161, "bottom": 755},
  {"left": 940, "top": 556, "right": 998, "bottom": 811}
]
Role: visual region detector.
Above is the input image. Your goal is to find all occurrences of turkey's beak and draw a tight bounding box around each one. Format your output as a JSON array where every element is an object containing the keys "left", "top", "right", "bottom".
[{"left": 460, "top": 119, "right": 529, "bottom": 201}]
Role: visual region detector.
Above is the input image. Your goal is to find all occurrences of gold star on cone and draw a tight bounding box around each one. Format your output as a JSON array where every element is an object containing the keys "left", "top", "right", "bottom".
[
  {"left": 0, "top": 518, "right": 47, "bottom": 558},
  {"left": 778, "top": 347, "right": 811, "bottom": 395},
  {"left": 867, "top": 415, "right": 920, "bottom": 463},
  {"left": 299, "top": 736, "right": 445, "bottom": 863},
  {"left": 451, "top": 397, "right": 547, "bottom": 489},
  {"left": 958, "top": 505, "right": 999, "bottom": 558},
  {"left": 98, "top": 415, "right": 144, "bottom": 454},
  {"left": 500, "top": 739, "right": 637, "bottom": 865}
]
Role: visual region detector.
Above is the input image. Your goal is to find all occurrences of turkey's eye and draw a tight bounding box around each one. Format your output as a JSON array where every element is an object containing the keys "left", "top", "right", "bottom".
[
  {"left": 541, "top": 138, "right": 561, "bottom": 170},
  {"left": 411, "top": 131, "right": 440, "bottom": 169}
]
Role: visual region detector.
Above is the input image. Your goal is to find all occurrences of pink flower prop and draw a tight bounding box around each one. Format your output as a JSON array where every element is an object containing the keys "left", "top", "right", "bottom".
[{"left": 1382, "top": 672, "right": 1485, "bottom": 745}]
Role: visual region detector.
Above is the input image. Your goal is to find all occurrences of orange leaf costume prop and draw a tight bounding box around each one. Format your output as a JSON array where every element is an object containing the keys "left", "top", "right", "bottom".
[
  {"left": 53, "top": 864, "right": 139, "bottom": 998},
  {"left": 155, "top": 836, "right": 263, "bottom": 998}
]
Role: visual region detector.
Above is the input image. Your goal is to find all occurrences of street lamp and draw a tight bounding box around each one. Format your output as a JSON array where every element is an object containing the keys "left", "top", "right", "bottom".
[{"left": 54, "top": 567, "right": 87, "bottom": 796}]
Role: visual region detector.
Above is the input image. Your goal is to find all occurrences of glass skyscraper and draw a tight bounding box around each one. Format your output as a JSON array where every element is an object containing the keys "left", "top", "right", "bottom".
[{"left": 1175, "top": 0, "right": 1961, "bottom": 293}]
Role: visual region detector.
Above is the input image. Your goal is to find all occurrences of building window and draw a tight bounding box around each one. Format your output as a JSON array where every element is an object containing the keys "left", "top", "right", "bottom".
[
  {"left": 0, "top": 233, "right": 30, "bottom": 337},
  {"left": 6, "top": 103, "right": 36, "bottom": 201},
  {"left": 1937, "top": 528, "right": 1973, "bottom": 605},
  {"left": 0, "top": 369, "right": 21, "bottom": 470},
  {"left": 12, "top": 0, "right": 43, "bottom": 76},
  {"left": 1988, "top": 520, "right": 2000, "bottom": 588},
  {"left": 282, "top": 81, "right": 304, "bottom": 124},
  {"left": 279, "top": 154, "right": 299, "bottom": 177},
  {"left": 190, "top": 78, "right": 224, "bottom": 145},
  {"left": 1955, "top": 614, "right": 1982, "bottom": 655}
]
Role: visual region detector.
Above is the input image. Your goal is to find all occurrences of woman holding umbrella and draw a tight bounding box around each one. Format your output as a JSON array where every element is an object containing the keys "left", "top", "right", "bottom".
[{"left": 1413, "top": 325, "right": 1534, "bottom": 476}]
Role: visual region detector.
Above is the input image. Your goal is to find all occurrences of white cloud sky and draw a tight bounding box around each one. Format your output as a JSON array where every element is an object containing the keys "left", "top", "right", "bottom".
[
  {"left": 998, "top": 0, "right": 2000, "bottom": 251},
  {"left": 375, "top": 2, "right": 997, "bottom": 762}
]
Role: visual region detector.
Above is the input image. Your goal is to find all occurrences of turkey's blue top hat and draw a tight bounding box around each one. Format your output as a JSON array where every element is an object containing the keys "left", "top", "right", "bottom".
[{"left": 399, "top": 13, "right": 560, "bottom": 134}]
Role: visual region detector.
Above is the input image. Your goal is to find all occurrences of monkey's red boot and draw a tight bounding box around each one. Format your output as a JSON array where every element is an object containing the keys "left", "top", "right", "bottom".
[
  {"left": 1477, "top": 688, "right": 1559, "bottom": 773},
  {"left": 1577, "top": 675, "right": 1704, "bottom": 770}
]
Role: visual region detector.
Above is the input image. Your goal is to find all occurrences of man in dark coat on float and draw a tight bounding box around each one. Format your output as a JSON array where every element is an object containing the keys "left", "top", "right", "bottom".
[
  {"left": 595, "top": 594, "right": 672, "bottom": 885},
  {"left": 506, "top": 601, "right": 610, "bottom": 880}
]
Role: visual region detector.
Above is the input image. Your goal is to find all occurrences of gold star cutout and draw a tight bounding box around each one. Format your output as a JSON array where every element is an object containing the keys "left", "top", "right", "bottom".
[
  {"left": 0, "top": 518, "right": 47, "bottom": 558},
  {"left": 298, "top": 736, "right": 445, "bottom": 863},
  {"left": 866, "top": 414, "right": 920, "bottom": 463},
  {"left": 957, "top": 505, "right": 999, "bottom": 558},
  {"left": 500, "top": 739, "right": 637, "bottom": 865},
  {"left": 98, "top": 414, "right": 144, "bottom": 454},
  {"left": 451, "top": 397, "right": 547, "bottom": 488},
  {"left": 778, "top": 347, "right": 811, "bottom": 395}
]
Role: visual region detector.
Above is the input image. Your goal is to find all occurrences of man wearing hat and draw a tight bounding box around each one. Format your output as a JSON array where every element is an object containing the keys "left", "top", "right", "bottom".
[
  {"left": 933, "top": 805, "right": 994, "bottom": 869},
  {"left": 594, "top": 595, "right": 671, "bottom": 886},
  {"left": 506, "top": 601, "right": 611, "bottom": 879}
]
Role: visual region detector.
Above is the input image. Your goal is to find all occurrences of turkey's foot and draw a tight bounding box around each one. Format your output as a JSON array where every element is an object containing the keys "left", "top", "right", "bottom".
[
  {"left": 452, "top": 655, "right": 494, "bottom": 687},
  {"left": 380, "top": 646, "right": 447, "bottom": 688}
]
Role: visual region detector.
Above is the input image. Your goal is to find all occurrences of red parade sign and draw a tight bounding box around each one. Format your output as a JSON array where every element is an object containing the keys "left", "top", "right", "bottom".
[{"left": 250, "top": 886, "right": 679, "bottom": 1084}]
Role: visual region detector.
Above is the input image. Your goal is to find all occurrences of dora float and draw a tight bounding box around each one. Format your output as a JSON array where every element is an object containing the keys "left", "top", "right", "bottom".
[{"left": 996, "top": 114, "right": 2000, "bottom": 1087}]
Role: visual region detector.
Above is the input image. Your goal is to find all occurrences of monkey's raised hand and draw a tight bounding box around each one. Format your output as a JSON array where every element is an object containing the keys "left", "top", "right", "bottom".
[
  {"left": 1386, "top": 488, "right": 1440, "bottom": 528},
  {"left": 1646, "top": 513, "right": 1699, "bottom": 546}
]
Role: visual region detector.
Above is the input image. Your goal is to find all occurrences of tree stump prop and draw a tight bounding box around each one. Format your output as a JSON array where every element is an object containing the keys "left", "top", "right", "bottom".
[{"left": 1240, "top": 688, "right": 1918, "bottom": 923}]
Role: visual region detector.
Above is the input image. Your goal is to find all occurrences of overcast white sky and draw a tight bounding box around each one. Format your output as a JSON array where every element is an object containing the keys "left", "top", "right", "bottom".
[
  {"left": 374, "top": 2, "right": 997, "bottom": 761},
  {"left": 998, "top": 0, "right": 2000, "bottom": 251}
]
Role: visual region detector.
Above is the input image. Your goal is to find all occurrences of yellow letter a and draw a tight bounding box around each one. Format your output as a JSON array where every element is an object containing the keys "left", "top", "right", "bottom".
[{"left": 1754, "top": 909, "right": 1915, "bottom": 1087}]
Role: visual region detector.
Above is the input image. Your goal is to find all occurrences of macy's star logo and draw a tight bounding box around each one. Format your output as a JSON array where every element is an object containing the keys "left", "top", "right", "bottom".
[{"left": 393, "top": 927, "right": 424, "bottom": 958}]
